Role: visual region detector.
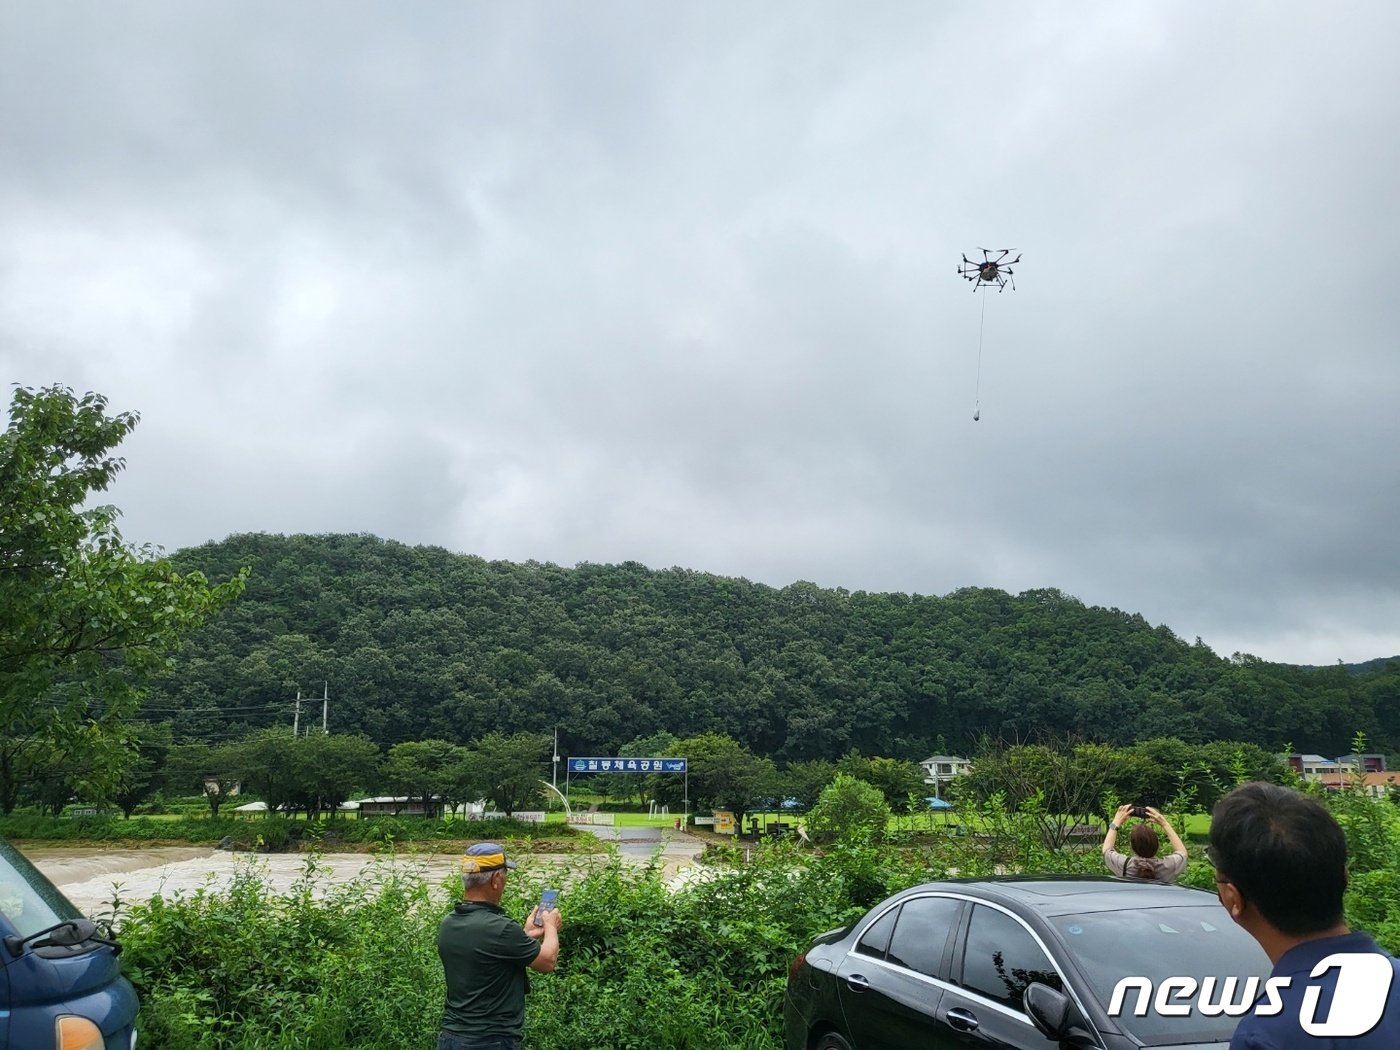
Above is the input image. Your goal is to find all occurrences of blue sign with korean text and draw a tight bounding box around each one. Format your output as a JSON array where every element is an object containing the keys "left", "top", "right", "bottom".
[{"left": 568, "top": 757, "right": 687, "bottom": 773}]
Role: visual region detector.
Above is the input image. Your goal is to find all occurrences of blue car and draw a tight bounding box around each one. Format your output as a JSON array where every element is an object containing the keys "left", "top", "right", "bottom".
[{"left": 0, "top": 835, "right": 139, "bottom": 1050}]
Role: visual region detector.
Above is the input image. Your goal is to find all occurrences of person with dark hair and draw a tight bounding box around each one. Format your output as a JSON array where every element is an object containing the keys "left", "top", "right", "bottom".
[
  {"left": 437, "top": 842, "right": 561, "bottom": 1050},
  {"left": 1102, "top": 803, "right": 1186, "bottom": 883},
  {"left": 1211, "top": 782, "right": 1400, "bottom": 1048}
]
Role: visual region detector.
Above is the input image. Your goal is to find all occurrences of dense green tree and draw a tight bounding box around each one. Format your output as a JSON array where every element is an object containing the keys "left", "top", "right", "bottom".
[
  {"left": 223, "top": 728, "right": 380, "bottom": 817},
  {"left": 835, "top": 753, "right": 926, "bottom": 814},
  {"left": 25, "top": 740, "right": 80, "bottom": 817},
  {"left": 383, "top": 739, "right": 462, "bottom": 812},
  {"left": 454, "top": 732, "right": 550, "bottom": 817},
  {"left": 0, "top": 713, "right": 67, "bottom": 814},
  {"left": 656, "top": 732, "right": 775, "bottom": 822},
  {"left": 165, "top": 740, "right": 244, "bottom": 817},
  {"left": 774, "top": 759, "right": 838, "bottom": 810},
  {"left": 111, "top": 721, "right": 174, "bottom": 818},
  {"left": 228, "top": 729, "right": 304, "bottom": 814},
  {"left": 296, "top": 732, "right": 381, "bottom": 818},
  {"left": 0, "top": 386, "right": 245, "bottom": 809}
]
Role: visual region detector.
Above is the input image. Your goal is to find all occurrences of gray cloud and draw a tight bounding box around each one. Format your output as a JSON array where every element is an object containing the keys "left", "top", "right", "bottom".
[{"left": 2, "top": 2, "right": 1398, "bottom": 665}]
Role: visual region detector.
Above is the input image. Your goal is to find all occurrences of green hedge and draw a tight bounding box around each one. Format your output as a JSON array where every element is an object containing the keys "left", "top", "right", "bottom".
[
  {"left": 0, "top": 814, "right": 247, "bottom": 843},
  {"left": 45, "top": 790, "right": 1400, "bottom": 1048}
]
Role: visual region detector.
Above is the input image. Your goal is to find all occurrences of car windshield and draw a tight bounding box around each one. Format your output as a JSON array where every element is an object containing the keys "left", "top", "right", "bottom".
[
  {"left": 0, "top": 837, "right": 82, "bottom": 938},
  {"left": 1053, "top": 903, "right": 1272, "bottom": 1046}
]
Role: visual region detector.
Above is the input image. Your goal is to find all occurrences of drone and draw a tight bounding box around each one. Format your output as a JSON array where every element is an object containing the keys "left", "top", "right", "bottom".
[{"left": 958, "top": 248, "right": 1021, "bottom": 292}]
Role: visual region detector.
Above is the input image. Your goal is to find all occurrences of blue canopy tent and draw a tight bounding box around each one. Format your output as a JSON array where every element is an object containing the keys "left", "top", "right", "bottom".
[{"left": 921, "top": 796, "right": 960, "bottom": 830}]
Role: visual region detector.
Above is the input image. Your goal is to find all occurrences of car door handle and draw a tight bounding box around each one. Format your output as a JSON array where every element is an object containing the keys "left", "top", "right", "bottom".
[
  {"left": 946, "top": 1007, "right": 979, "bottom": 1032},
  {"left": 844, "top": 973, "right": 871, "bottom": 992}
]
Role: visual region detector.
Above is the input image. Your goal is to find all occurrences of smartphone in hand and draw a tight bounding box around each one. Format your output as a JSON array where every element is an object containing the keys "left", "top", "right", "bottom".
[{"left": 533, "top": 889, "right": 559, "bottom": 927}]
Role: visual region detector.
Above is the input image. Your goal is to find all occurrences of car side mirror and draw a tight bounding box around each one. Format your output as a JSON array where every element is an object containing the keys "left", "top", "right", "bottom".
[
  {"left": 1024, "top": 983, "right": 1096, "bottom": 1047},
  {"left": 44, "top": 919, "right": 99, "bottom": 946}
]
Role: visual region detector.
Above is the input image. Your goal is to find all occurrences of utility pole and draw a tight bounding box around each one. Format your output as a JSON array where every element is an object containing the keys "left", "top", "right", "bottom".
[
  {"left": 293, "top": 690, "right": 302, "bottom": 737},
  {"left": 552, "top": 728, "right": 560, "bottom": 790},
  {"left": 321, "top": 681, "right": 329, "bottom": 734}
]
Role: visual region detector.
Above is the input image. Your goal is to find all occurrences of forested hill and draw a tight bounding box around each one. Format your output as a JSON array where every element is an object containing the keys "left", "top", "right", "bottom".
[
  {"left": 1301, "top": 656, "right": 1400, "bottom": 675},
  {"left": 150, "top": 533, "right": 1400, "bottom": 761}
]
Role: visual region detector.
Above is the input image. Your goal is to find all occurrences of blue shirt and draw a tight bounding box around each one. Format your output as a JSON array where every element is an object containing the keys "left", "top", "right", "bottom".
[{"left": 1231, "top": 931, "right": 1400, "bottom": 1049}]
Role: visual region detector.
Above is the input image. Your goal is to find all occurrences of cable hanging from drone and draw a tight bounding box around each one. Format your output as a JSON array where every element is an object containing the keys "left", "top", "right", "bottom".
[{"left": 958, "top": 248, "right": 1021, "bottom": 422}]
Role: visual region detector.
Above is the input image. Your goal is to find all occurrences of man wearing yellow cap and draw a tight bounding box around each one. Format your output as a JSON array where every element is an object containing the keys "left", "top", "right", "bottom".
[{"left": 437, "top": 842, "right": 561, "bottom": 1050}]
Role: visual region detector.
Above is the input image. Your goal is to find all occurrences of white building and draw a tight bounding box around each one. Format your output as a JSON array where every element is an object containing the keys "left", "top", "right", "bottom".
[{"left": 920, "top": 755, "right": 972, "bottom": 797}]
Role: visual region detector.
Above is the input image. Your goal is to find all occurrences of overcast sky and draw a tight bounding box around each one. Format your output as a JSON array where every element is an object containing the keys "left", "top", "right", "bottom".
[{"left": 4, "top": 3, "right": 1398, "bottom": 665}]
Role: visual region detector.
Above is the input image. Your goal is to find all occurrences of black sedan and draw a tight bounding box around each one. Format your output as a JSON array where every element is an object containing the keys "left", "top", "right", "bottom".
[{"left": 784, "top": 877, "right": 1272, "bottom": 1050}]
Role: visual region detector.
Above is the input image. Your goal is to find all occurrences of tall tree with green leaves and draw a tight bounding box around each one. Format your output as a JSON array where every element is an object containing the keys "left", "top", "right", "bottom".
[
  {"left": 959, "top": 739, "right": 1112, "bottom": 848},
  {"left": 774, "top": 758, "right": 838, "bottom": 811},
  {"left": 655, "top": 732, "right": 776, "bottom": 822},
  {"left": 110, "top": 720, "right": 174, "bottom": 818},
  {"left": 296, "top": 731, "right": 381, "bottom": 818},
  {"left": 384, "top": 739, "right": 462, "bottom": 812},
  {"left": 454, "top": 731, "right": 550, "bottom": 817},
  {"left": 0, "top": 386, "right": 246, "bottom": 811},
  {"left": 230, "top": 728, "right": 306, "bottom": 814},
  {"left": 166, "top": 740, "right": 244, "bottom": 817}
]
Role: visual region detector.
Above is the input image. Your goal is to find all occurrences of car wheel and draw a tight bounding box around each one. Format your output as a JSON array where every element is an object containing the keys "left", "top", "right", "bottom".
[{"left": 812, "top": 1032, "right": 854, "bottom": 1050}]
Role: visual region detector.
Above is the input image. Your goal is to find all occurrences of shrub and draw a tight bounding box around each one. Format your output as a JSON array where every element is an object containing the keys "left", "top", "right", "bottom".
[
  {"left": 804, "top": 775, "right": 891, "bottom": 845},
  {"left": 117, "top": 853, "right": 444, "bottom": 1049}
]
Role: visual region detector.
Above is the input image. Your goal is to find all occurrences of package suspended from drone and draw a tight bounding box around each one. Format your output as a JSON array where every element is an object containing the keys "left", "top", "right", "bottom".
[{"left": 959, "top": 248, "right": 1022, "bottom": 421}]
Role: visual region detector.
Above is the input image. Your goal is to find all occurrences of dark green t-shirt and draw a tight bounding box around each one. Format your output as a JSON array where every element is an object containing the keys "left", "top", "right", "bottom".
[{"left": 438, "top": 900, "right": 542, "bottom": 1037}]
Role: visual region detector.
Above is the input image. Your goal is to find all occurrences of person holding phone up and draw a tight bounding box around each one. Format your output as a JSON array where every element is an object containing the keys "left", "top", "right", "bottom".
[
  {"left": 1102, "top": 803, "right": 1187, "bottom": 883},
  {"left": 437, "top": 842, "right": 562, "bottom": 1050}
]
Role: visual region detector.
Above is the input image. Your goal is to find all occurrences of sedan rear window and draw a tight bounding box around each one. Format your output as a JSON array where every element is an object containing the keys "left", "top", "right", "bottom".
[{"left": 886, "top": 896, "right": 962, "bottom": 978}]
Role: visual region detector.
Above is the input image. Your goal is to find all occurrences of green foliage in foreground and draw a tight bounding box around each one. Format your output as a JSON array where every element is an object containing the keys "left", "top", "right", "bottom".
[
  {"left": 117, "top": 854, "right": 443, "bottom": 1049},
  {"left": 115, "top": 841, "right": 919, "bottom": 1050},
  {"left": 111, "top": 786, "right": 1400, "bottom": 1049}
]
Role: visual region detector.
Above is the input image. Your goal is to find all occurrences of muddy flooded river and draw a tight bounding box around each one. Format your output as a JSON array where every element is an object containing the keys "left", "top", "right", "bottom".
[{"left": 17, "top": 828, "right": 705, "bottom": 919}]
